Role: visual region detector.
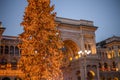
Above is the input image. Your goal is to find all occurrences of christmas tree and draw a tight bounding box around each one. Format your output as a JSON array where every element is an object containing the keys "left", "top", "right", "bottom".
[{"left": 19, "top": 0, "right": 63, "bottom": 80}]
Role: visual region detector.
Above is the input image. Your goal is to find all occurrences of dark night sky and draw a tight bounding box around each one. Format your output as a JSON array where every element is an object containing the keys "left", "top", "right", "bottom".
[{"left": 0, "top": 0, "right": 120, "bottom": 42}]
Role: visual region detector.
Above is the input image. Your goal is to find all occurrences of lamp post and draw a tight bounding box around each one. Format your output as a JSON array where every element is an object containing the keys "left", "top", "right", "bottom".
[{"left": 78, "top": 50, "right": 91, "bottom": 80}]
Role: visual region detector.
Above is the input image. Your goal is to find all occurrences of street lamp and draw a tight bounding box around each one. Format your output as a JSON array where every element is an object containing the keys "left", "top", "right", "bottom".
[{"left": 78, "top": 50, "right": 91, "bottom": 80}]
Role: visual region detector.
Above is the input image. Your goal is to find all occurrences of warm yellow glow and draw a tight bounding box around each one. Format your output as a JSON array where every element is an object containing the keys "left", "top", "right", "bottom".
[
  {"left": 75, "top": 55, "right": 79, "bottom": 59},
  {"left": 116, "top": 68, "right": 119, "bottom": 71},
  {"left": 89, "top": 70, "right": 95, "bottom": 76},
  {"left": 118, "top": 51, "right": 120, "bottom": 56},
  {"left": 114, "top": 77, "right": 119, "bottom": 80},
  {"left": 92, "top": 48, "right": 96, "bottom": 54},
  {"left": 107, "top": 54, "right": 111, "bottom": 59},
  {"left": 78, "top": 54, "right": 81, "bottom": 58},
  {"left": 69, "top": 57, "right": 72, "bottom": 61}
]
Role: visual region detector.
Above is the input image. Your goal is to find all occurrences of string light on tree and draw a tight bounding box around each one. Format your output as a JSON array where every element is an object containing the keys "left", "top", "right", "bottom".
[{"left": 18, "top": 0, "right": 63, "bottom": 80}]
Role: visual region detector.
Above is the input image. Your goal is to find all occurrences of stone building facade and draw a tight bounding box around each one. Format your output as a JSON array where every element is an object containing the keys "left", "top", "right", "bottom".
[
  {"left": 0, "top": 17, "right": 120, "bottom": 80},
  {"left": 0, "top": 22, "right": 23, "bottom": 80},
  {"left": 56, "top": 17, "right": 99, "bottom": 80},
  {"left": 96, "top": 36, "right": 120, "bottom": 80}
]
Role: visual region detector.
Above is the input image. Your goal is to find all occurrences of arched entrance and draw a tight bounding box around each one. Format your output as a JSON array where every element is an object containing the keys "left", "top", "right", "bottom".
[
  {"left": 87, "top": 70, "right": 95, "bottom": 80},
  {"left": 2, "top": 77, "right": 10, "bottom": 80},
  {"left": 76, "top": 71, "right": 81, "bottom": 80},
  {"left": 113, "top": 77, "right": 119, "bottom": 80},
  {"left": 62, "top": 40, "right": 79, "bottom": 67}
]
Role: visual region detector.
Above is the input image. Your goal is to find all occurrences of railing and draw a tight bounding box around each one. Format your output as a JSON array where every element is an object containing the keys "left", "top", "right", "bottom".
[
  {"left": 0, "top": 69, "right": 23, "bottom": 76},
  {"left": 0, "top": 64, "right": 23, "bottom": 76}
]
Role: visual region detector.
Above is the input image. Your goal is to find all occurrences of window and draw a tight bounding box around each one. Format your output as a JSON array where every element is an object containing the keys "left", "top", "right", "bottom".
[
  {"left": 0, "top": 46, "right": 3, "bottom": 55},
  {"left": 104, "top": 63, "right": 108, "bottom": 69},
  {"left": 15, "top": 46, "right": 19, "bottom": 56},
  {"left": 112, "top": 61, "right": 116, "bottom": 68},
  {"left": 87, "top": 71, "right": 95, "bottom": 80},
  {"left": 10, "top": 46, "right": 14, "bottom": 55},
  {"left": 85, "top": 44, "right": 87, "bottom": 50},
  {"left": 5, "top": 46, "right": 9, "bottom": 54},
  {"left": 99, "top": 63, "right": 102, "bottom": 68},
  {"left": 88, "top": 44, "right": 91, "bottom": 50}
]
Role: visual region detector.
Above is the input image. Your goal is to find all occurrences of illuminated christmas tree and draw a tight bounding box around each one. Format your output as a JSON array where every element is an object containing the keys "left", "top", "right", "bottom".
[{"left": 19, "top": 0, "right": 63, "bottom": 80}]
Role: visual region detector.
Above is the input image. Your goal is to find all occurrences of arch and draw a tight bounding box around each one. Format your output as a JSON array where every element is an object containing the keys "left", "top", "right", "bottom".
[
  {"left": 104, "top": 62, "right": 108, "bottom": 69},
  {"left": 113, "top": 77, "right": 119, "bottom": 80},
  {"left": 63, "top": 40, "right": 79, "bottom": 58},
  {"left": 87, "top": 70, "right": 95, "bottom": 80},
  {"left": 62, "top": 40, "right": 79, "bottom": 67},
  {"left": 112, "top": 61, "right": 116, "bottom": 68},
  {"left": 2, "top": 77, "right": 10, "bottom": 80},
  {"left": 62, "top": 38, "right": 80, "bottom": 48}
]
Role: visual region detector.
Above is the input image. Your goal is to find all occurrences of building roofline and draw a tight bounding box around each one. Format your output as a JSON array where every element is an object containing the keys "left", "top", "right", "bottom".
[
  {"left": 2, "top": 35, "right": 18, "bottom": 40},
  {"left": 56, "top": 17, "right": 98, "bottom": 29}
]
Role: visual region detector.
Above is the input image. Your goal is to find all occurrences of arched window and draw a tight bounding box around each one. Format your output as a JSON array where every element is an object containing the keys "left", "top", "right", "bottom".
[
  {"left": 11, "top": 59, "right": 17, "bottom": 70},
  {"left": 87, "top": 71, "right": 95, "bottom": 80},
  {"left": 112, "top": 61, "right": 116, "bottom": 68},
  {"left": 0, "top": 46, "right": 3, "bottom": 55},
  {"left": 104, "top": 63, "right": 108, "bottom": 69},
  {"left": 15, "top": 46, "right": 19, "bottom": 56},
  {"left": 99, "top": 63, "right": 102, "bottom": 68},
  {"left": 10, "top": 46, "right": 14, "bottom": 55},
  {"left": 113, "top": 77, "right": 119, "bottom": 80},
  {"left": 88, "top": 44, "right": 91, "bottom": 50},
  {"left": 5, "top": 46, "right": 9, "bottom": 54},
  {"left": 85, "top": 44, "right": 87, "bottom": 50}
]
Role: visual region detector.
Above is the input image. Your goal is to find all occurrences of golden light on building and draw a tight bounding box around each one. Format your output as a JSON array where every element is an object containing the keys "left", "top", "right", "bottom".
[
  {"left": 69, "top": 57, "right": 72, "bottom": 61},
  {"left": 75, "top": 55, "right": 79, "bottom": 59},
  {"left": 107, "top": 54, "right": 111, "bottom": 59},
  {"left": 89, "top": 70, "right": 95, "bottom": 76},
  {"left": 116, "top": 68, "right": 119, "bottom": 71}
]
